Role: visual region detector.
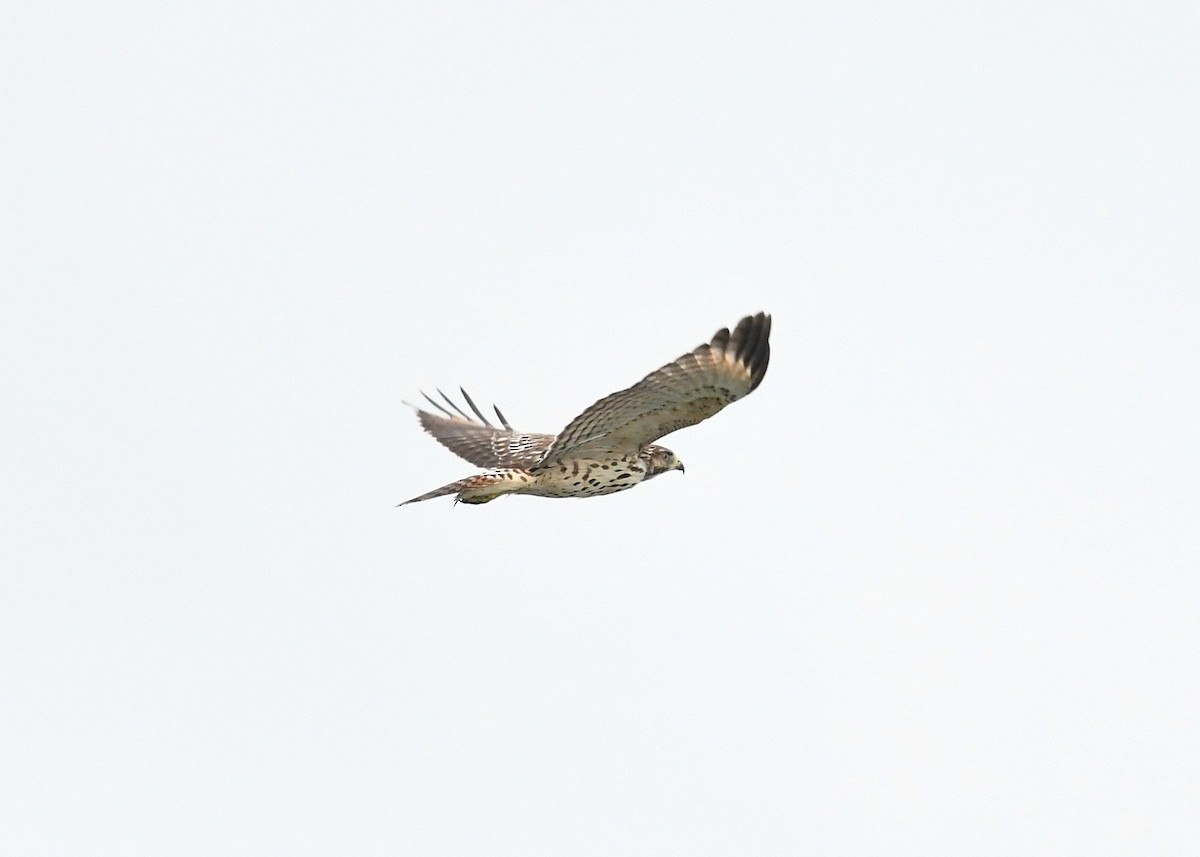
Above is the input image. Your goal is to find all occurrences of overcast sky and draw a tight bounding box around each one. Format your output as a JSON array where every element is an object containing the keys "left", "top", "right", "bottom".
[{"left": 3, "top": 2, "right": 1197, "bottom": 855}]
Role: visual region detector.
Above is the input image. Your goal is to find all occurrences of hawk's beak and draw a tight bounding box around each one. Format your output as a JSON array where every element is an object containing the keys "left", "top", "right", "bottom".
[{"left": 675, "top": 460, "right": 685, "bottom": 474}]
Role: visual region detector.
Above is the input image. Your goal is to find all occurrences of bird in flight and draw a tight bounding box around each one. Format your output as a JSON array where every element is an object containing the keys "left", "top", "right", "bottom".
[{"left": 400, "top": 312, "right": 771, "bottom": 506}]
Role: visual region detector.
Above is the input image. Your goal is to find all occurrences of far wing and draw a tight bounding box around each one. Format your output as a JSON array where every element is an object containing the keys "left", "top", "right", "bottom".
[
  {"left": 537, "top": 312, "right": 771, "bottom": 467},
  {"left": 407, "top": 388, "right": 555, "bottom": 469}
]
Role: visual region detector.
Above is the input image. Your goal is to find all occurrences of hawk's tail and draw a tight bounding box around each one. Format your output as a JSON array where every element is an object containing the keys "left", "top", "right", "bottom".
[{"left": 398, "top": 470, "right": 531, "bottom": 506}]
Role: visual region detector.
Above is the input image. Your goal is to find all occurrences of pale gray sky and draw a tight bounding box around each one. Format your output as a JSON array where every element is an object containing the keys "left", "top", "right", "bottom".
[{"left": 3, "top": 2, "right": 1197, "bottom": 854}]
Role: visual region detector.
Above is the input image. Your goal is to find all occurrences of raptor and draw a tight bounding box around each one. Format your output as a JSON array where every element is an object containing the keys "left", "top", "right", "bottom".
[{"left": 400, "top": 312, "right": 771, "bottom": 505}]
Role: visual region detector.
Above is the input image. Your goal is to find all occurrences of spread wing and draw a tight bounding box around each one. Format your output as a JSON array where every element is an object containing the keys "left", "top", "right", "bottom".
[
  {"left": 407, "top": 388, "right": 555, "bottom": 469},
  {"left": 537, "top": 312, "right": 771, "bottom": 466}
]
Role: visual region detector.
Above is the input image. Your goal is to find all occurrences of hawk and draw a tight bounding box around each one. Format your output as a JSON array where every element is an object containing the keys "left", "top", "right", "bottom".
[{"left": 400, "top": 312, "right": 771, "bottom": 506}]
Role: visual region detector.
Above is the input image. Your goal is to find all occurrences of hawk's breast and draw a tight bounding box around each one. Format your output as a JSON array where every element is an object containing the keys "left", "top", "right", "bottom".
[{"left": 526, "top": 456, "right": 647, "bottom": 498}]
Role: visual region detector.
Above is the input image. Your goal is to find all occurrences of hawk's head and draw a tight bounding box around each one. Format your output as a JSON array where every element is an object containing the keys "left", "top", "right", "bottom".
[{"left": 643, "top": 445, "right": 685, "bottom": 479}]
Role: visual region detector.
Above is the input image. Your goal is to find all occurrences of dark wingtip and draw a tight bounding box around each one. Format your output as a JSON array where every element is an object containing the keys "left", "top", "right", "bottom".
[
  {"left": 728, "top": 312, "right": 771, "bottom": 391},
  {"left": 438, "top": 388, "right": 472, "bottom": 420},
  {"left": 414, "top": 387, "right": 514, "bottom": 431},
  {"left": 458, "top": 387, "right": 495, "bottom": 428},
  {"left": 420, "top": 390, "right": 454, "bottom": 418}
]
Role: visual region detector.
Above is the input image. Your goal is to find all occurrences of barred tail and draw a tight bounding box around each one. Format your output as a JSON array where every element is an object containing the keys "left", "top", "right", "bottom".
[{"left": 398, "top": 470, "right": 530, "bottom": 506}]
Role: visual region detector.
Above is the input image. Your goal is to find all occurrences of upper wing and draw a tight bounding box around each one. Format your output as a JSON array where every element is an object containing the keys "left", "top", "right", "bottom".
[
  {"left": 537, "top": 312, "right": 771, "bottom": 466},
  {"left": 407, "top": 388, "right": 555, "bottom": 469}
]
